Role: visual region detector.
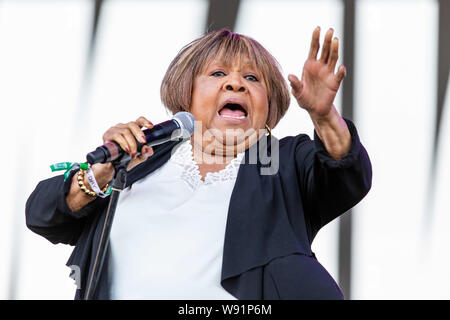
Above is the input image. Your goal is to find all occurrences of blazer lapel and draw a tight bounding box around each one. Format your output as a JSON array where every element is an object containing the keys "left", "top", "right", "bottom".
[{"left": 220, "top": 136, "right": 309, "bottom": 298}]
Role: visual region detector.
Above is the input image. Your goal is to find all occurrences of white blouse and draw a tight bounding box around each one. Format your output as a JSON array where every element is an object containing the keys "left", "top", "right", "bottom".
[{"left": 109, "top": 140, "right": 244, "bottom": 300}]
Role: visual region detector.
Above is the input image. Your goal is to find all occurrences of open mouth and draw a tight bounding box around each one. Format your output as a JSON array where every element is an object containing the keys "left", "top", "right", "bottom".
[{"left": 218, "top": 103, "right": 248, "bottom": 120}]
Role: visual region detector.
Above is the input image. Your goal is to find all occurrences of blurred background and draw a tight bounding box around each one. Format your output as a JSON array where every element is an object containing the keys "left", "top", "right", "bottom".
[{"left": 0, "top": 0, "right": 449, "bottom": 299}]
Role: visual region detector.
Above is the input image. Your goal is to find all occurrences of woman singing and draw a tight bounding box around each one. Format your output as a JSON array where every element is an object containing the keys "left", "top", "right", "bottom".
[{"left": 26, "top": 27, "right": 372, "bottom": 300}]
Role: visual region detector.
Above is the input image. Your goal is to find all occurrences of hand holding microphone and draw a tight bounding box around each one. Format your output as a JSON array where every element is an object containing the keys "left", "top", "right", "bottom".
[
  {"left": 101, "top": 116, "right": 155, "bottom": 166},
  {"left": 88, "top": 111, "right": 195, "bottom": 167},
  {"left": 66, "top": 112, "right": 195, "bottom": 212}
]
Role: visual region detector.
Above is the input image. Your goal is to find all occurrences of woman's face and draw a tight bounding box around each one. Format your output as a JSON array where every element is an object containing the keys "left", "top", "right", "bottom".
[{"left": 189, "top": 57, "right": 269, "bottom": 153}]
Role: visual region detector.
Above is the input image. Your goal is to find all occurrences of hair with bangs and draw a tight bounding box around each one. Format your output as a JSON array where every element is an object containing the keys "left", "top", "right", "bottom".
[{"left": 160, "top": 29, "right": 290, "bottom": 128}]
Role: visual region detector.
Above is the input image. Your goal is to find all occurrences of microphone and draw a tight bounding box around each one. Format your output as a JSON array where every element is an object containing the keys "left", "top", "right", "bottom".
[{"left": 86, "top": 112, "right": 195, "bottom": 165}]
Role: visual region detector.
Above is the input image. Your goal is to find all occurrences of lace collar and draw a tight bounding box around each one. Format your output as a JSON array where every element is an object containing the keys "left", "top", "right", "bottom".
[{"left": 170, "top": 139, "right": 245, "bottom": 189}]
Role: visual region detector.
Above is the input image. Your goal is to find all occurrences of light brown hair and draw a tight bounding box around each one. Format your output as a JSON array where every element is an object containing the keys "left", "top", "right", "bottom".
[{"left": 160, "top": 29, "right": 290, "bottom": 128}]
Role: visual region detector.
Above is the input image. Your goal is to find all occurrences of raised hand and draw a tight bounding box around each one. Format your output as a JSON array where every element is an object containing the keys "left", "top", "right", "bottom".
[{"left": 288, "top": 27, "right": 346, "bottom": 119}]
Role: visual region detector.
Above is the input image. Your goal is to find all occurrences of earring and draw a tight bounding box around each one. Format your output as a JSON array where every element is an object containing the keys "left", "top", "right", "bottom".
[{"left": 265, "top": 123, "right": 271, "bottom": 137}]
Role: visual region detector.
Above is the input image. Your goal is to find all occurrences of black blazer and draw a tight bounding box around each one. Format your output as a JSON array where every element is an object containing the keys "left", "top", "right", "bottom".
[{"left": 25, "top": 118, "right": 372, "bottom": 300}]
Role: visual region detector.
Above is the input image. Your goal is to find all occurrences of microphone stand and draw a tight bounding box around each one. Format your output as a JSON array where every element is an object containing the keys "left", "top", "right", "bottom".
[{"left": 84, "top": 155, "right": 131, "bottom": 300}]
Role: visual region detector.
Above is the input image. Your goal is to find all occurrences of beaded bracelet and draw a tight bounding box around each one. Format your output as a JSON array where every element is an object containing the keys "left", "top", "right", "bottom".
[{"left": 77, "top": 168, "right": 109, "bottom": 198}]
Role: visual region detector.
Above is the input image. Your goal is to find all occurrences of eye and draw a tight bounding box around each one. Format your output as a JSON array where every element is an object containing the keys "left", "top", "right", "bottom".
[
  {"left": 211, "top": 71, "right": 226, "bottom": 77},
  {"left": 245, "top": 74, "right": 259, "bottom": 82}
]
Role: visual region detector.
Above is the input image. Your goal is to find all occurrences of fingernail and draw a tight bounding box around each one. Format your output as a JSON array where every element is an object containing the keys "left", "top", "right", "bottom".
[
  {"left": 125, "top": 146, "right": 130, "bottom": 153},
  {"left": 141, "top": 135, "right": 146, "bottom": 143}
]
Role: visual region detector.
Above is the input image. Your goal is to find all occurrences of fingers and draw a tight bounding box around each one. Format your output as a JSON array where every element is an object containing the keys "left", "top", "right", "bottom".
[
  {"left": 136, "top": 116, "right": 153, "bottom": 129},
  {"left": 124, "top": 122, "right": 144, "bottom": 157},
  {"left": 102, "top": 116, "right": 154, "bottom": 159},
  {"left": 129, "top": 121, "right": 150, "bottom": 142},
  {"left": 328, "top": 37, "right": 339, "bottom": 71},
  {"left": 103, "top": 126, "right": 132, "bottom": 154},
  {"left": 126, "top": 144, "right": 154, "bottom": 171},
  {"left": 310, "top": 27, "right": 340, "bottom": 69},
  {"left": 287, "top": 74, "right": 303, "bottom": 96},
  {"left": 308, "top": 26, "right": 321, "bottom": 60},
  {"left": 335, "top": 65, "right": 346, "bottom": 83},
  {"left": 319, "top": 28, "right": 334, "bottom": 63},
  {"left": 139, "top": 145, "right": 154, "bottom": 159},
  {"left": 316, "top": 27, "right": 341, "bottom": 74}
]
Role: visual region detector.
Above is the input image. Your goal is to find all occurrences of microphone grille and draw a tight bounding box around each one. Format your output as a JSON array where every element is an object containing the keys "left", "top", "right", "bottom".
[{"left": 173, "top": 112, "right": 195, "bottom": 135}]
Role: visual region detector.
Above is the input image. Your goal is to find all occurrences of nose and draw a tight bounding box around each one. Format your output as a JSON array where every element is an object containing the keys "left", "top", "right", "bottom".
[{"left": 223, "top": 74, "right": 246, "bottom": 93}]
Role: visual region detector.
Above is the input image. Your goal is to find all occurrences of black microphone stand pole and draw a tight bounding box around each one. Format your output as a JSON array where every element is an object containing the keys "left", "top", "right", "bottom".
[{"left": 84, "top": 155, "right": 131, "bottom": 300}]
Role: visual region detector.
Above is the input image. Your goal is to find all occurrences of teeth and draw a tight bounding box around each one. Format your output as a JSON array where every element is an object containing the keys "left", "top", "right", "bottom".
[{"left": 221, "top": 114, "right": 246, "bottom": 119}]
